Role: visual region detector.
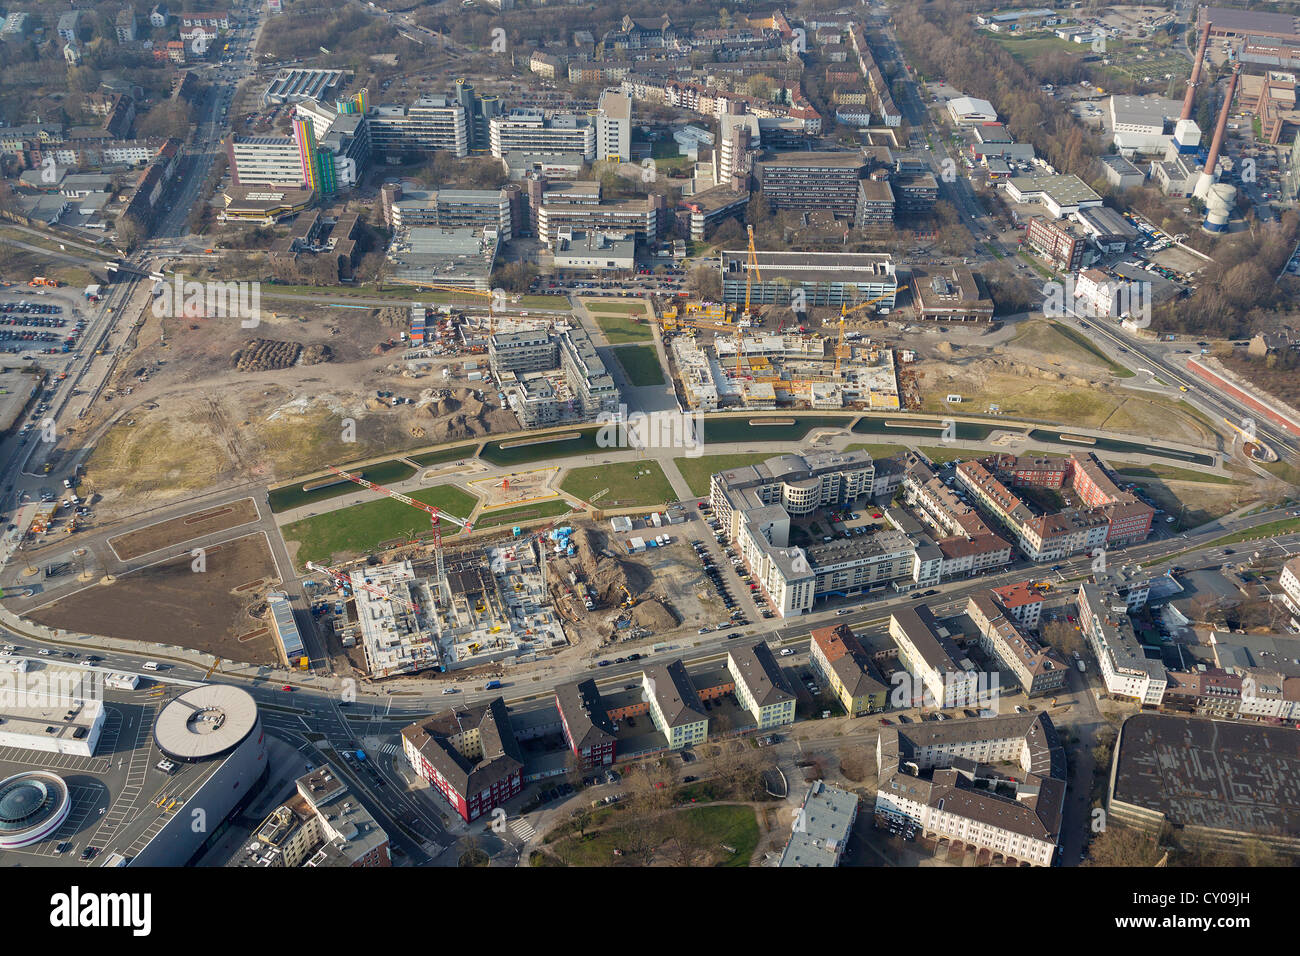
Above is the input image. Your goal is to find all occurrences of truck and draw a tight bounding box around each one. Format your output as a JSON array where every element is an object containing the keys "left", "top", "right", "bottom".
[{"left": 484, "top": 679, "right": 502, "bottom": 690}]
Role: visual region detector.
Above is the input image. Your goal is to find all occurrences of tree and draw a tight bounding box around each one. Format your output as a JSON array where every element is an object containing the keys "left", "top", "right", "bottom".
[
  {"left": 660, "top": 809, "right": 708, "bottom": 866},
  {"left": 689, "top": 264, "right": 721, "bottom": 300},
  {"left": 1084, "top": 824, "right": 1162, "bottom": 866},
  {"left": 1042, "top": 619, "right": 1087, "bottom": 659}
]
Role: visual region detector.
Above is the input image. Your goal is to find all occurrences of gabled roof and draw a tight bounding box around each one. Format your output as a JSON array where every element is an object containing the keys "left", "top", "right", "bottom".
[{"left": 401, "top": 698, "right": 523, "bottom": 797}]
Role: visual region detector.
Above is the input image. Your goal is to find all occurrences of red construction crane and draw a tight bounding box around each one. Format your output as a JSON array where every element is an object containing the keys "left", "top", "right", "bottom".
[
  {"left": 304, "top": 561, "right": 419, "bottom": 613},
  {"left": 326, "top": 464, "right": 473, "bottom": 548}
]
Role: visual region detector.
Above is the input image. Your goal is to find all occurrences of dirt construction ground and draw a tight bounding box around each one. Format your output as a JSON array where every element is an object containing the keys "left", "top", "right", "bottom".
[
  {"left": 28, "top": 531, "right": 283, "bottom": 665},
  {"left": 75, "top": 295, "right": 517, "bottom": 520},
  {"left": 107, "top": 497, "right": 260, "bottom": 560}
]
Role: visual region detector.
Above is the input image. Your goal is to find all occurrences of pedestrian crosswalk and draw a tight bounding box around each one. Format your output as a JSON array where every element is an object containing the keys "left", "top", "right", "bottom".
[
  {"left": 379, "top": 743, "right": 400, "bottom": 756},
  {"left": 510, "top": 818, "right": 535, "bottom": 841}
]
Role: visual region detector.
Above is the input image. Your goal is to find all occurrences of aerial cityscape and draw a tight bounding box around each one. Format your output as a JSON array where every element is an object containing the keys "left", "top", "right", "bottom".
[{"left": 0, "top": 0, "right": 1295, "bottom": 911}]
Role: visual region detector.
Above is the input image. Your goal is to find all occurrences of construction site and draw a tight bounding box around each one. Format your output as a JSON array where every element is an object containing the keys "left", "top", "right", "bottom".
[{"left": 662, "top": 229, "right": 916, "bottom": 412}]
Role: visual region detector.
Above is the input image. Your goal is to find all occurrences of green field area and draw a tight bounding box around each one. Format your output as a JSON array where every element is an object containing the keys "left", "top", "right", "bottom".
[
  {"left": 560, "top": 460, "right": 676, "bottom": 508},
  {"left": 674, "top": 453, "right": 773, "bottom": 497},
  {"left": 473, "top": 498, "right": 574, "bottom": 530},
  {"left": 581, "top": 299, "right": 650, "bottom": 315},
  {"left": 281, "top": 484, "right": 477, "bottom": 566},
  {"left": 409, "top": 444, "right": 479, "bottom": 467},
  {"left": 268, "top": 459, "right": 418, "bottom": 513},
  {"left": 547, "top": 804, "right": 758, "bottom": 867},
  {"left": 1042, "top": 321, "right": 1134, "bottom": 377},
  {"left": 590, "top": 310, "right": 652, "bottom": 343},
  {"left": 1114, "top": 464, "right": 1236, "bottom": 486},
  {"left": 613, "top": 344, "right": 665, "bottom": 386},
  {"left": 1014, "top": 319, "right": 1123, "bottom": 368},
  {"left": 1148, "top": 516, "right": 1300, "bottom": 566}
]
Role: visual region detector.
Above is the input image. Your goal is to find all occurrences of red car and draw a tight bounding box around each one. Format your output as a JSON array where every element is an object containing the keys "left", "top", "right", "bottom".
[{"left": 281, "top": 684, "right": 293, "bottom": 692}]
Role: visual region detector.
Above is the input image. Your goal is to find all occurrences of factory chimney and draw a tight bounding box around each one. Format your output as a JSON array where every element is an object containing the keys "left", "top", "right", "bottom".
[
  {"left": 1194, "top": 63, "right": 1241, "bottom": 200},
  {"left": 1180, "top": 20, "right": 1212, "bottom": 121}
]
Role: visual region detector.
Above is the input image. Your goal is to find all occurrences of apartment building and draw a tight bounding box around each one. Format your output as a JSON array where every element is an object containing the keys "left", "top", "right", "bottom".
[
  {"left": 1280, "top": 556, "right": 1300, "bottom": 622},
  {"left": 489, "top": 325, "right": 621, "bottom": 425},
  {"left": 116, "top": 9, "right": 138, "bottom": 43},
  {"left": 809, "top": 624, "right": 888, "bottom": 716},
  {"left": 966, "top": 593, "right": 1068, "bottom": 697},
  {"left": 555, "top": 679, "right": 617, "bottom": 768},
  {"left": 875, "top": 712, "right": 1067, "bottom": 867},
  {"left": 711, "top": 450, "right": 878, "bottom": 538},
  {"left": 367, "top": 97, "right": 469, "bottom": 159},
  {"left": 889, "top": 605, "right": 980, "bottom": 709},
  {"left": 718, "top": 250, "right": 897, "bottom": 308},
  {"left": 245, "top": 766, "right": 391, "bottom": 867},
  {"left": 900, "top": 454, "right": 1014, "bottom": 579},
  {"left": 643, "top": 660, "right": 708, "bottom": 750},
  {"left": 1077, "top": 582, "right": 1167, "bottom": 705},
  {"left": 990, "top": 582, "right": 1044, "bottom": 629},
  {"left": 727, "top": 642, "right": 796, "bottom": 730},
  {"left": 401, "top": 698, "right": 524, "bottom": 822}
]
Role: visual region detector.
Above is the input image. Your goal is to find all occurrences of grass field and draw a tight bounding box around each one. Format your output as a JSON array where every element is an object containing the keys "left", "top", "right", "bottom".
[
  {"left": 560, "top": 460, "right": 675, "bottom": 508},
  {"left": 268, "top": 460, "right": 418, "bottom": 513},
  {"left": 1012, "top": 319, "right": 1112, "bottom": 369},
  {"left": 281, "top": 484, "right": 477, "bottom": 566},
  {"left": 674, "top": 452, "right": 773, "bottom": 497},
  {"left": 613, "top": 344, "right": 664, "bottom": 386},
  {"left": 548, "top": 804, "right": 758, "bottom": 867},
  {"left": 582, "top": 299, "right": 651, "bottom": 315},
  {"left": 1114, "top": 464, "right": 1236, "bottom": 486},
  {"left": 473, "top": 498, "right": 574, "bottom": 530},
  {"left": 1044, "top": 321, "right": 1134, "bottom": 377},
  {"left": 589, "top": 309, "right": 652, "bottom": 344}
]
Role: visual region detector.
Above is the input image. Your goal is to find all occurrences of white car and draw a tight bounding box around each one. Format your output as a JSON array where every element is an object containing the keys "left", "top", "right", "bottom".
[{"left": 441, "top": 687, "right": 458, "bottom": 694}]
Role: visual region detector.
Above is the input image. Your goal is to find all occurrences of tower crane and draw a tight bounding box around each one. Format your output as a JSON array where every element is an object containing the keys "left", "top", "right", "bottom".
[
  {"left": 325, "top": 464, "right": 474, "bottom": 600},
  {"left": 304, "top": 561, "right": 419, "bottom": 613},
  {"left": 834, "top": 290, "right": 897, "bottom": 374},
  {"left": 737, "top": 225, "right": 761, "bottom": 380},
  {"left": 411, "top": 283, "right": 505, "bottom": 336}
]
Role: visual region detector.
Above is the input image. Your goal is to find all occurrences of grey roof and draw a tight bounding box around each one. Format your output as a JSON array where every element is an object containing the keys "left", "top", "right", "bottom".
[
  {"left": 1075, "top": 205, "right": 1139, "bottom": 239},
  {"left": 643, "top": 659, "right": 707, "bottom": 728},
  {"left": 890, "top": 604, "right": 966, "bottom": 675},
  {"left": 728, "top": 642, "right": 795, "bottom": 708},
  {"left": 401, "top": 698, "right": 524, "bottom": 797},
  {"left": 555, "top": 678, "right": 616, "bottom": 749},
  {"left": 779, "top": 781, "right": 859, "bottom": 866}
]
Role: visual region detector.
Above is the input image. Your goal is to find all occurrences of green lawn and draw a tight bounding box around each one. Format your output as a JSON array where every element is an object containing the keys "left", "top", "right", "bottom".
[
  {"left": 268, "top": 459, "right": 418, "bottom": 513},
  {"left": 548, "top": 804, "right": 758, "bottom": 867},
  {"left": 590, "top": 310, "right": 652, "bottom": 343},
  {"left": 560, "top": 460, "right": 676, "bottom": 508},
  {"left": 1043, "top": 321, "right": 1135, "bottom": 378},
  {"left": 1114, "top": 464, "right": 1236, "bottom": 486},
  {"left": 473, "top": 498, "right": 575, "bottom": 530},
  {"left": 281, "top": 485, "right": 477, "bottom": 566},
  {"left": 581, "top": 298, "right": 650, "bottom": 314},
  {"left": 613, "top": 344, "right": 664, "bottom": 386},
  {"left": 674, "top": 452, "right": 773, "bottom": 497}
]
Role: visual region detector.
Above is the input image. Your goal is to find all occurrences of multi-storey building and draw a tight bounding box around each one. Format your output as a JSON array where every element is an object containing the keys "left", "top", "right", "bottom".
[
  {"left": 489, "top": 325, "right": 621, "bottom": 425},
  {"left": 379, "top": 182, "right": 514, "bottom": 238},
  {"left": 1077, "top": 582, "right": 1167, "bottom": 705},
  {"left": 900, "top": 454, "right": 1014, "bottom": 579},
  {"left": 489, "top": 110, "right": 597, "bottom": 161},
  {"left": 367, "top": 96, "right": 469, "bottom": 158},
  {"left": 643, "top": 660, "right": 708, "bottom": 749},
  {"left": 555, "top": 679, "right": 617, "bottom": 768},
  {"left": 889, "top": 605, "right": 979, "bottom": 708},
  {"left": 718, "top": 250, "right": 897, "bottom": 308},
  {"left": 810, "top": 624, "right": 888, "bottom": 716},
  {"left": 1025, "top": 216, "right": 1086, "bottom": 271},
  {"left": 779, "top": 781, "right": 859, "bottom": 867},
  {"left": 875, "top": 712, "right": 1067, "bottom": 867},
  {"left": 754, "top": 151, "right": 867, "bottom": 219},
  {"left": 727, "top": 642, "right": 796, "bottom": 730},
  {"left": 596, "top": 89, "right": 631, "bottom": 162},
  {"left": 966, "top": 592, "right": 1068, "bottom": 697},
  {"left": 245, "top": 766, "right": 391, "bottom": 867},
  {"left": 990, "top": 581, "right": 1044, "bottom": 629},
  {"left": 1280, "top": 556, "right": 1300, "bottom": 622},
  {"left": 401, "top": 698, "right": 524, "bottom": 822}
]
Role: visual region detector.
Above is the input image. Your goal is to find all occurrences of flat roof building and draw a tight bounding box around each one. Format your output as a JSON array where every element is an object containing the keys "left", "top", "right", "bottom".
[
  {"left": 910, "top": 266, "right": 994, "bottom": 322},
  {"left": 779, "top": 781, "right": 859, "bottom": 866},
  {"left": 718, "top": 249, "right": 897, "bottom": 308}
]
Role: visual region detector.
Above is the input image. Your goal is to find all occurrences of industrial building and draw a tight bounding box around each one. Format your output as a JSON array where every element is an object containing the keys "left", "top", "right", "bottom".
[
  {"left": 946, "top": 96, "right": 998, "bottom": 125},
  {"left": 718, "top": 250, "right": 897, "bottom": 308},
  {"left": 1004, "top": 174, "right": 1102, "bottom": 218},
  {"left": 1108, "top": 95, "right": 1183, "bottom": 157},
  {"left": 909, "top": 266, "right": 994, "bottom": 322}
]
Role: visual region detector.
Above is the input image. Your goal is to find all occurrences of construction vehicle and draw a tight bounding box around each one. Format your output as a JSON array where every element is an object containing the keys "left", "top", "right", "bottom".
[
  {"left": 28, "top": 277, "right": 59, "bottom": 288},
  {"left": 618, "top": 584, "right": 635, "bottom": 609}
]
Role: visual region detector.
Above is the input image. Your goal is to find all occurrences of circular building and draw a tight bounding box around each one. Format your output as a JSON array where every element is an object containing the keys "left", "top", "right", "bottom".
[
  {"left": 154, "top": 684, "right": 261, "bottom": 763},
  {"left": 0, "top": 771, "right": 71, "bottom": 848}
]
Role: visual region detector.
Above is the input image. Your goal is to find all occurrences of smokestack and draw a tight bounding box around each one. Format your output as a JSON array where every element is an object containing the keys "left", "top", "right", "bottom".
[
  {"left": 1180, "top": 20, "right": 1212, "bottom": 121},
  {"left": 1203, "top": 63, "right": 1239, "bottom": 178}
]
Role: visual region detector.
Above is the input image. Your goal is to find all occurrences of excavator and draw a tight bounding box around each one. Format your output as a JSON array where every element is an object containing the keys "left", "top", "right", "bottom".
[{"left": 618, "top": 584, "right": 635, "bottom": 609}]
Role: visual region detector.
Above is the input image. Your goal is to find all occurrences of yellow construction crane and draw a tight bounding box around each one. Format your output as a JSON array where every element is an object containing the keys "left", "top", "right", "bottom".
[
  {"left": 739, "top": 225, "right": 761, "bottom": 380},
  {"left": 834, "top": 291, "right": 896, "bottom": 374},
  {"left": 411, "top": 283, "right": 503, "bottom": 336}
]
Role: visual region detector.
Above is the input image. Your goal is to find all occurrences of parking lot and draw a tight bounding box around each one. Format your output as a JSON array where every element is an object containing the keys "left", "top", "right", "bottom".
[{"left": 694, "top": 502, "right": 770, "bottom": 626}]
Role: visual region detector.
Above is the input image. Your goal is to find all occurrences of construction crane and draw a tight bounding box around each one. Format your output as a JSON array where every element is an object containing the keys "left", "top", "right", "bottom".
[
  {"left": 304, "top": 560, "right": 419, "bottom": 612},
  {"left": 326, "top": 464, "right": 474, "bottom": 600},
  {"left": 410, "top": 282, "right": 504, "bottom": 336},
  {"left": 834, "top": 290, "right": 896, "bottom": 374},
  {"left": 739, "top": 225, "right": 761, "bottom": 380}
]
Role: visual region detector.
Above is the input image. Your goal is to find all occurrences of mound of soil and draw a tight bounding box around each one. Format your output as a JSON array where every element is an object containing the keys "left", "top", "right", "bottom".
[
  {"left": 422, "top": 388, "right": 517, "bottom": 442},
  {"left": 632, "top": 598, "right": 676, "bottom": 631},
  {"left": 232, "top": 338, "right": 302, "bottom": 371}
]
